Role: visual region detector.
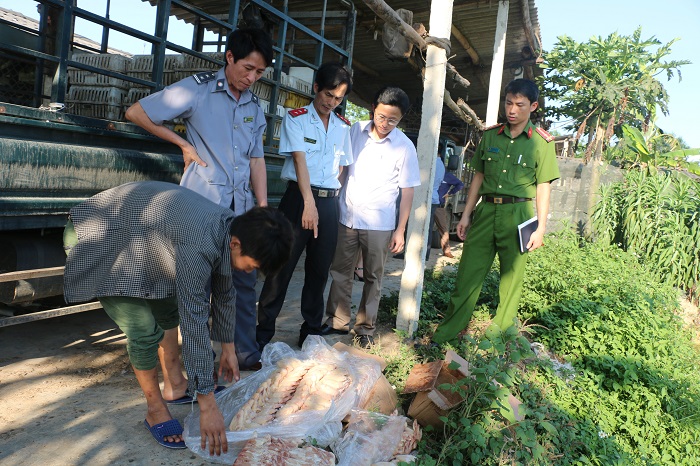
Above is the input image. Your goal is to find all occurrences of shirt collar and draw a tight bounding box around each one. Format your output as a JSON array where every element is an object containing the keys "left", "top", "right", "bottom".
[
  {"left": 360, "top": 120, "right": 396, "bottom": 141},
  {"left": 214, "top": 67, "right": 253, "bottom": 104},
  {"left": 502, "top": 120, "right": 535, "bottom": 139},
  {"left": 524, "top": 120, "right": 535, "bottom": 139},
  {"left": 308, "top": 102, "right": 323, "bottom": 125},
  {"left": 308, "top": 103, "right": 341, "bottom": 128}
]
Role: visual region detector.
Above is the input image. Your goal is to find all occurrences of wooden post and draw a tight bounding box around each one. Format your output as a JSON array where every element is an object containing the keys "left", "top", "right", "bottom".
[
  {"left": 485, "top": 0, "right": 509, "bottom": 126},
  {"left": 362, "top": 0, "right": 427, "bottom": 48},
  {"left": 396, "top": 0, "right": 454, "bottom": 337}
]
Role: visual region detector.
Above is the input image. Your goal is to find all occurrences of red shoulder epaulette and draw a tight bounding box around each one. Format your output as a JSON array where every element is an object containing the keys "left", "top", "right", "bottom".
[
  {"left": 288, "top": 107, "right": 308, "bottom": 117},
  {"left": 336, "top": 113, "right": 351, "bottom": 126},
  {"left": 535, "top": 126, "right": 554, "bottom": 143}
]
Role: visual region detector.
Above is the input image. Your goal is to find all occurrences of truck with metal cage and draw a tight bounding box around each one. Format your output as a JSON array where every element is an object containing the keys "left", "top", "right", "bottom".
[{"left": 0, "top": 0, "right": 357, "bottom": 325}]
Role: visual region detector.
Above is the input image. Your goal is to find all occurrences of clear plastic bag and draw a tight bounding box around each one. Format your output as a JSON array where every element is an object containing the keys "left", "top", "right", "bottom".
[
  {"left": 332, "top": 410, "right": 410, "bottom": 466},
  {"left": 183, "top": 336, "right": 382, "bottom": 463}
]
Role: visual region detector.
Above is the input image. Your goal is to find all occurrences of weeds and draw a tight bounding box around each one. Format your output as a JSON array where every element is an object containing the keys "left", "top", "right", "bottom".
[
  {"left": 592, "top": 169, "right": 700, "bottom": 304},
  {"left": 380, "top": 230, "right": 700, "bottom": 465}
]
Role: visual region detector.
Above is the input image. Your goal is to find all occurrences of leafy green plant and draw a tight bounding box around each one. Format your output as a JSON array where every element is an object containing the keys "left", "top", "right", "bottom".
[
  {"left": 519, "top": 232, "right": 700, "bottom": 464},
  {"left": 540, "top": 28, "right": 689, "bottom": 161},
  {"left": 415, "top": 326, "right": 554, "bottom": 465},
  {"left": 379, "top": 230, "right": 700, "bottom": 464},
  {"left": 620, "top": 124, "right": 700, "bottom": 174},
  {"left": 591, "top": 169, "right": 700, "bottom": 303}
]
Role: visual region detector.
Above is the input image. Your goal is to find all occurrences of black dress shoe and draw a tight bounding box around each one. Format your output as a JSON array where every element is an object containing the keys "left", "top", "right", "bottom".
[
  {"left": 298, "top": 331, "right": 317, "bottom": 347},
  {"left": 320, "top": 324, "right": 349, "bottom": 336},
  {"left": 353, "top": 334, "right": 375, "bottom": 349}
]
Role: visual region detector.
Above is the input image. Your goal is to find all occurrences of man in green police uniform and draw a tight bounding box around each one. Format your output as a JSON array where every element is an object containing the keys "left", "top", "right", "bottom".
[{"left": 433, "top": 79, "right": 559, "bottom": 344}]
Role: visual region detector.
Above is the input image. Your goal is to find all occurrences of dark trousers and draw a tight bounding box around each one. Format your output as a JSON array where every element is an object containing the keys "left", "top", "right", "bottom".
[
  {"left": 232, "top": 268, "right": 259, "bottom": 367},
  {"left": 256, "top": 183, "right": 339, "bottom": 347},
  {"left": 426, "top": 203, "right": 439, "bottom": 260}
]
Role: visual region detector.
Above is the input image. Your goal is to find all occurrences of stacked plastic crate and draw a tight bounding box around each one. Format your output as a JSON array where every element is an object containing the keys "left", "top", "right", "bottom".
[
  {"left": 252, "top": 69, "right": 289, "bottom": 143},
  {"left": 66, "top": 53, "right": 131, "bottom": 121},
  {"left": 122, "top": 52, "right": 224, "bottom": 130},
  {"left": 122, "top": 54, "right": 182, "bottom": 123},
  {"left": 277, "top": 69, "right": 314, "bottom": 144}
]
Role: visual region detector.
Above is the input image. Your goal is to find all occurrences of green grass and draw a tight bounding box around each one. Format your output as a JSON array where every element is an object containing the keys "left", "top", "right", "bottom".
[{"left": 379, "top": 230, "right": 700, "bottom": 465}]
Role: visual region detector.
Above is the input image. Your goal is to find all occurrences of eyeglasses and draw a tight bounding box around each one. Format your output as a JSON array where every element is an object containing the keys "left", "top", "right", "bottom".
[{"left": 374, "top": 114, "right": 401, "bottom": 126}]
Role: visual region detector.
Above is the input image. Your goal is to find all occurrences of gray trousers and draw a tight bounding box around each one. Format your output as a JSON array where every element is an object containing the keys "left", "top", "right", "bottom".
[{"left": 324, "top": 224, "right": 392, "bottom": 336}]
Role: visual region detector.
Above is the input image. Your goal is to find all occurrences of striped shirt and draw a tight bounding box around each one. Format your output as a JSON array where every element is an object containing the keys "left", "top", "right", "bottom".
[{"left": 64, "top": 181, "right": 236, "bottom": 395}]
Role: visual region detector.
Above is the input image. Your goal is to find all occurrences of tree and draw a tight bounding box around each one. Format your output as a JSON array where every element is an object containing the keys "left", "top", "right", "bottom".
[
  {"left": 344, "top": 100, "right": 370, "bottom": 123},
  {"left": 540, "top": 28, "right": 689, "bottom": 162}
]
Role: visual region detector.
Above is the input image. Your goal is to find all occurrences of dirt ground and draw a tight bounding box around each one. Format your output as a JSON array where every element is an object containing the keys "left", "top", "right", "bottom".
[{"left": 0, "top": 247, "right": 459, "bottom": 466}]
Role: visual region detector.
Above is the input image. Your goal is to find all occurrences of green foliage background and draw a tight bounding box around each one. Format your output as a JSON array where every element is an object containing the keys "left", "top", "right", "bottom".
[
  {"left": 592, "top": 169, "right": 700, "bottom": 303},
  {"left": 378, "top": 230, "right": 700, "bottom": 465}
]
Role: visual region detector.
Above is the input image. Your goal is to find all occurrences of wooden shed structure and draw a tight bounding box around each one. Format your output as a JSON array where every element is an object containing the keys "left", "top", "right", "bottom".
[{"left": 157, "top": 0, "right": 544, "bottom": 142}]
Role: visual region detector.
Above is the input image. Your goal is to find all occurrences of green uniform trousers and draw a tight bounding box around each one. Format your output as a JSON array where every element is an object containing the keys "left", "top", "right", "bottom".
[{"left": 433, "top": 200, "right": 533, "bottom": 343}]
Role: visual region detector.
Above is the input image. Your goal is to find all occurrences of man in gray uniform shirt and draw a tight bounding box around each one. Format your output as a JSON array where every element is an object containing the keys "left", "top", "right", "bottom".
[{"left": 126, "top": 28, "right": 273, "bottom": 370}]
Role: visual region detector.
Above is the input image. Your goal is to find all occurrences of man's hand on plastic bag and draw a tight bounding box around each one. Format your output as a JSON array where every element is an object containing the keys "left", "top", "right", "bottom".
[
  {"left": 219, "top": 342, "right": 240, "bottom": 383},
  {"left": 198, "top": 393, "right": 228, "bottom": 456}
]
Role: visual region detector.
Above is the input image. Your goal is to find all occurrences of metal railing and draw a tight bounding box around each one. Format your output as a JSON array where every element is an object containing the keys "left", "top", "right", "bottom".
[{"left": 0, "top": 266, "right": 102, "bottom": 327}]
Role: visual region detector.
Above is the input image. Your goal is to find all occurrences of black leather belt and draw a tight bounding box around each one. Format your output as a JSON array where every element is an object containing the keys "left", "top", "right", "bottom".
[
  {"left": 288, "top": 181, "right": 339, "bottom": 198},
  {"left": 483, "top": 196, "right": 532, "bottom": 204}
]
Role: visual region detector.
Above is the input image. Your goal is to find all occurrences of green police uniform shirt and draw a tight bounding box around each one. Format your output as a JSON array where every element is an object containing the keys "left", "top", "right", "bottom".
[{"left": 471, "top": 121, "right": 560, "bottom": 198}]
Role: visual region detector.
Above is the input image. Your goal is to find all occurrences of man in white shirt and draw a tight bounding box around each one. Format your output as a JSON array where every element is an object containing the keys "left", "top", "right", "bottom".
[
  {"left": 321, "top": 86, "right": 420, "bottom": 348},
  {"left": 256, "top": 63, "right": 354, "bottom": 349}
]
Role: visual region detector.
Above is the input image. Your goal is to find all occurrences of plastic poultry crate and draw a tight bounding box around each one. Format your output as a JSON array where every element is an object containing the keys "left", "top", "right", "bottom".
[
  {"left": 66, "top": 85, "right": 127, "bottom": 121},
  {"left": 128, "top": 54, "right": 184, "bottom": 87},
  {"left": 68, "top": 53, "right": 132, "bottom": 89}
]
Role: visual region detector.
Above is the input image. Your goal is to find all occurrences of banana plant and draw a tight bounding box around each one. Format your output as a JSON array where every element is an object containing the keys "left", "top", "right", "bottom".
[{"left": 621, "top": 124, "right": 700, "bottom": 174}]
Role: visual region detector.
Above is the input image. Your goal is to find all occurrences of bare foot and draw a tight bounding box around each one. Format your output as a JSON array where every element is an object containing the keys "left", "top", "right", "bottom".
[{"left": 145, "top": 403, "right": 183, "bottom": 444}]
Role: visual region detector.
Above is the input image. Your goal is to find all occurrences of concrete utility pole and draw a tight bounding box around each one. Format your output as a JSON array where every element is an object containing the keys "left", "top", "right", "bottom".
[
  {"left": 396, "top": 0, "right": 454, "bottom": 337},
  {"left": 485, "top": 0, "right": 510, "bottom": 126}
]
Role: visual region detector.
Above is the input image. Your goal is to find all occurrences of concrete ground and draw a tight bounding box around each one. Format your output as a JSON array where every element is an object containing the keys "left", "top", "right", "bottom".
[{"left": 0, "top": 246, "right": 460, "bottom": 466}]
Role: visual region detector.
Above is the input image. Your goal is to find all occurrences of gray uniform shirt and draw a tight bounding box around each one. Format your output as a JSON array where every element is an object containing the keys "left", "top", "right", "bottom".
[
  {"left": 64, "top": 181, "right": 236, "bottom": 395},
  {"left": 140, "top": 67, "right": 266, "bottom": 214}
]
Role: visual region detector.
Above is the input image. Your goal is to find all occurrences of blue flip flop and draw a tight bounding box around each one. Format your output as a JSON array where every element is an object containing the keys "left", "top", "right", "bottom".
[
  {"left": 166, "top": 385, "right": 226, "bottom": 405},
  {"left": 143, "top": 419, "right": 186, "bottom": 449}
]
